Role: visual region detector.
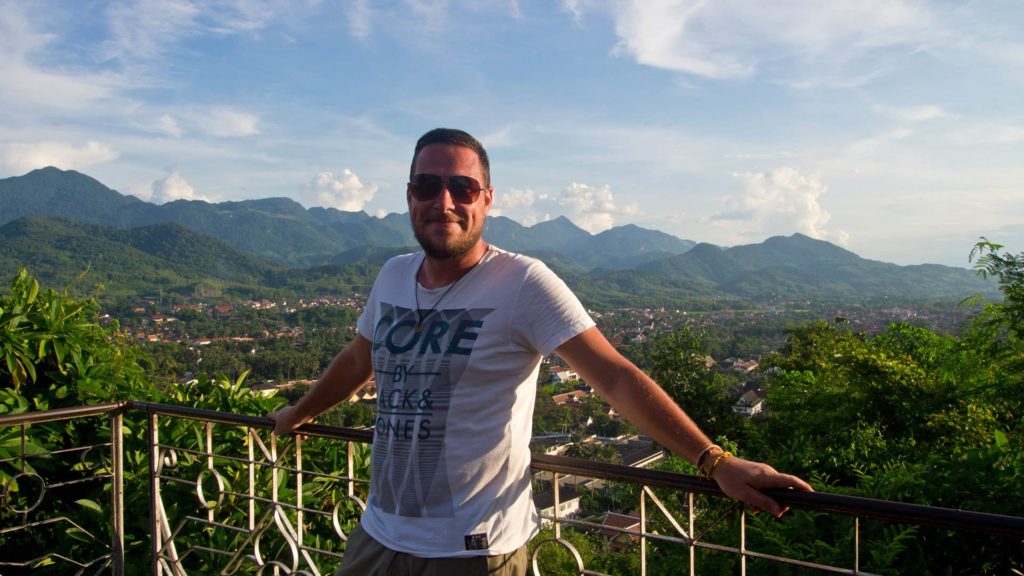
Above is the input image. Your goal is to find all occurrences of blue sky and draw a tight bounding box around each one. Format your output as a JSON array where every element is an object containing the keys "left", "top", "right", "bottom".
[{"left": 1, "top": 0, "right": 1022, "bottom": 266}]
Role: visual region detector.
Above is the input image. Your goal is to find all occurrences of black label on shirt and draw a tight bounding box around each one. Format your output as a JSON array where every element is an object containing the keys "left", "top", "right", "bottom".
[{"left": 465, "top": 533, "right": 489, "bottom": 551}]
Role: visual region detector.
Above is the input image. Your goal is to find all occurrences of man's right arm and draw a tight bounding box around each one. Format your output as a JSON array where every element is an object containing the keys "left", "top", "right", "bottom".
[{"left": 268, "top": 334, "right": 374, "bottom": 435}]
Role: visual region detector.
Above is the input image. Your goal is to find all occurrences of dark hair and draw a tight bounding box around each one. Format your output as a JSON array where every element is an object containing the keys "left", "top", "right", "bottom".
[{"left": 410, "top": 128, "right": 491, "bottom": 187}]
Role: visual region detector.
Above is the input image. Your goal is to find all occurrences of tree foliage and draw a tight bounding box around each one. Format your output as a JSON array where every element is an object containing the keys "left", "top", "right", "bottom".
[
  {"left": 0, "top": 270, "right": 367, "bottom": 574},
  {"left": 644, "top": 327, "right": 740, "bottom": 438},
  {"left": 742, "top": 240, "right": 1024, "bottom": 573}
]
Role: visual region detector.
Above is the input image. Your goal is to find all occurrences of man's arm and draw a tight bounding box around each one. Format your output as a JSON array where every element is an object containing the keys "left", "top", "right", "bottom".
[
  {"left": 555, "top": 326, "right": 811, "bottom": 517},
  {"left": 268, "top": 334, "right": 374, "bottom": 435}
]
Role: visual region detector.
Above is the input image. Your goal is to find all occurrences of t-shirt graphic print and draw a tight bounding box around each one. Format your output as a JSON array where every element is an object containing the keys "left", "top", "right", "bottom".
[{"left": 369, "top": 303, "right": 493, "bottom": 517}]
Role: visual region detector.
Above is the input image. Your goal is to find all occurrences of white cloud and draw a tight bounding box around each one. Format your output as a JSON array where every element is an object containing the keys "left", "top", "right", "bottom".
[
  {"left": 556, "top": 182, "right": 640, "bottom": 233},
  {"left": 151, "top": 169, "right": 205, "bottom": 204},
  {"left": 842, "top": 127, "right": 914, "bottom": 162},
  {"left": 480, "top": 125, "right": 517, "bottom": 148},
  {"left": 104, "top": 0, "right": 200, "bottom": 63},
  {"left": 146, "top": 107, "right": 259, "bottom": 138},
  {"left": 868, "top": 103, "right": 951, "bottom": 125},
  {"left": 891, "top": 105, "right": 948, "bottom": 123},
  {"left": 348, "top": 0, "right": 373, "bottom": 38},
  {"left": 157, "top": 114, "right": 183, "bottom": 138},
  {"left": 713, "top": 167, "right": 847, "bottom": 244},
  {"left": 306, "top": 169, "right": 378, "bottom": 211},
  {"left": 950, "top": 123, "right": 1024, "bottom": 146},
  {"left": 495, "top": 187, "right": 536, "bottom": 209},
  {"left": 562, "top": 0, "right": 587, "bottom": 22},
  {"left": 1, "top": 141, "right": 118, "bottom": 174},
  {"left": 0, "top": 4, "right": 122, "bottom": 110},
  {"left": 610, "top": 0, "right": 752, "bottom": 79},
  {"left": 195, "top": 107, "right": 261, "bottom": 137},
  {"left": 508, "top": 0, "right": 524, "bottom": 20},
  {"left": 103, "top": 0, "right": 307, "bottom": 63},
  {"left": 601, "top": 0, "right": 938, "bottom": 79}
]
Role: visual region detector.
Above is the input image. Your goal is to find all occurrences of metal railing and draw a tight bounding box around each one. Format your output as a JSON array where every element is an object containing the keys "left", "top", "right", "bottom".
[{"left": 2, "top": 402, "right": 1022, "bottom": 575}]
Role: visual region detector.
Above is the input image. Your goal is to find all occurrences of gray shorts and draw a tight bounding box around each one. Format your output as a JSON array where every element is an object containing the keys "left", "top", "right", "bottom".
[{"left": 335, "top": 524, "right": 529, "bottom": 576}]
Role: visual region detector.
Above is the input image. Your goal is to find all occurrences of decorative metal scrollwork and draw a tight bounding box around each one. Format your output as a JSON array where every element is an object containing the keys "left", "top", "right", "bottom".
[
  {"left": 530, "top": 537, "right": 585, "bottom": 576},
  {"left": 331, "top": 495, "right": 367, "bottom": 541},
  {"left": 155, "top": 448, "right": 179, "bottom": 474},
  {"left": 252, "top": 506, "right": 303, "bottom": 572},
  {"left": 2, "top": 471, "right": 47, "bottom": 514},
  {"left": 79, "top": 445, "right": 111, "bottom": 473},
  {"left": 194, "top": 466, "right": 227, "bottom": 510}
]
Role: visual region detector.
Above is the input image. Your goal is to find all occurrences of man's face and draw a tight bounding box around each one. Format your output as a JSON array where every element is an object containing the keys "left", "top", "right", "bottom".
[{"left": 408, "top": 144, "right": 493, "bottom": 260}]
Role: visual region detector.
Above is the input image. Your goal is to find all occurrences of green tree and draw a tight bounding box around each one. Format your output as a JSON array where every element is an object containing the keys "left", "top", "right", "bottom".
[
  {"left": 1, "top": 269, "right": 156, "bottom": 572},
  {"left": 0, "top": 270, "right": 367, "bottom": 574},
  {"left": 753, "top": 289, "right": 1023, "bottom": 573},
  {"left": 645, "top": 327, "right": 739, "bottom": 438}
]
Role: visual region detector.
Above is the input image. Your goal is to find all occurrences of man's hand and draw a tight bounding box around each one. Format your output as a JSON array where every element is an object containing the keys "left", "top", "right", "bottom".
[
  {"left": 711, "top": 456, "right": 813, "bottom": 517},
  {"left": 265, "top": 335, "right": 374, "bottom": 436},
  {"left": 267, "top": 405, "right": 311, "bottom": 436}
]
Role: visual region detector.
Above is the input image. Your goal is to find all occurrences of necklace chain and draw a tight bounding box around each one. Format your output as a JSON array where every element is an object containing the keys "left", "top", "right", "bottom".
[{"left": 413, "top": 250, "right": 487, "bottom": 331}]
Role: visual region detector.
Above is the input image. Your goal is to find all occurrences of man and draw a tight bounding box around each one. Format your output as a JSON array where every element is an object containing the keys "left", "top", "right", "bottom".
[{"left": 270, "top": 128, "right": 811, "bottom": 575}]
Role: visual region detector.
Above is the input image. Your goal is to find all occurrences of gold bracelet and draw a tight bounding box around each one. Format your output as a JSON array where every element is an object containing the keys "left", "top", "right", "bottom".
[
  {"left": 695, "top": 444, "right": 720, "bottom": 471},
  {"left": 704, "top": 451, "right": 733, "bottom": 479}
]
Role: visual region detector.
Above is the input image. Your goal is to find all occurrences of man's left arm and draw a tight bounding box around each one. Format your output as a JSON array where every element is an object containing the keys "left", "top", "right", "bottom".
[{"left": 555, "top": 326, "right": 812, "bottom": 517}]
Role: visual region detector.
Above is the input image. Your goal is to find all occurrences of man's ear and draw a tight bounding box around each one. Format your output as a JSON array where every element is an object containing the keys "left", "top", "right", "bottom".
[{"left": 483, "top": 187, "right": 494, "bottom": 213}]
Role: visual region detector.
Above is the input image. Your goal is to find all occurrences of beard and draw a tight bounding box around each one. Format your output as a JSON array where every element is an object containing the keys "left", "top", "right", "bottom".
[{"left": 412, "top": 214, "right": 483, "bottom": 260}]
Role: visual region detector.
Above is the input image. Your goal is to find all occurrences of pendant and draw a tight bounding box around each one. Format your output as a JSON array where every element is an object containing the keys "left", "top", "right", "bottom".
[{"left": 414, "top": 323, "right": 423, "bottom": 332}]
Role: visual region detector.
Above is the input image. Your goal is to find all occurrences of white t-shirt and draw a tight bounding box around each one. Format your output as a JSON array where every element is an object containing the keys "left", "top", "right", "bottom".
[{"left": 355, "top": 246, "right": 594, "bottom": 557}]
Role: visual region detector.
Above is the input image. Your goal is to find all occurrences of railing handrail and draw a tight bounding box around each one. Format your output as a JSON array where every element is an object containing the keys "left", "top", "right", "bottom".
[
  {"left": 4, "top": 401, "right": 1023, "bottom": 539},
  {"left": 0, "top": 401, "right": 128, "bottom": 426}
]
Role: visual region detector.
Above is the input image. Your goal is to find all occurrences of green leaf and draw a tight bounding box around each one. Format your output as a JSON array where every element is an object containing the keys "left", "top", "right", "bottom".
[
  {"left": 994, "top": 430, "right": 1009, "bottom": 448},
  {"left": 27, "top": 277, "right": 39, "bottom": 304},
  {"left": 64, "top": 526, "right": 94, "bottom": 543},
  {"left": 75, "top": 498, "right": 104, "bottom": 514}
]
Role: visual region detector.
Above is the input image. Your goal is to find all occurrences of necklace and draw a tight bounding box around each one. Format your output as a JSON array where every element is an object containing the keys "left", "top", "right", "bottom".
[{"left": 412, "top": 250, "right": 487, "bottom": 332}]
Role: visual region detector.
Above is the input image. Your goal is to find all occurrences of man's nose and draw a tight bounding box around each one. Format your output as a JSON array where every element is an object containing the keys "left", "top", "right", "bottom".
[{"left": 433, "top": 185, "right": 457, "bottom": 209}]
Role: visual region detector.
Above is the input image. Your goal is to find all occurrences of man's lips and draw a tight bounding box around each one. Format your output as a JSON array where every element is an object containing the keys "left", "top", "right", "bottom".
[{"left": 427, "top": 215, "right": 464, "bottom": 228}]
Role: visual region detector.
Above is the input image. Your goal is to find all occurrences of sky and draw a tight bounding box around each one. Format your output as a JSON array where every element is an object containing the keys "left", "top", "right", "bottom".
[{"left": 1, "top": 0, "right": 1022, "bottom": 267}]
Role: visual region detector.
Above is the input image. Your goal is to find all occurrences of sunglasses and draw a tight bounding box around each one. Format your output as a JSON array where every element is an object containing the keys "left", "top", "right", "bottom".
[{"left": 408, "top": 173, "right": 485, "bottom": 204}]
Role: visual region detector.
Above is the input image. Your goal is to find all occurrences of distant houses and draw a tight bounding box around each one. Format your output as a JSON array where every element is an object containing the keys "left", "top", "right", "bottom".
[
  {"left": 733, "top": 389, "right": 766, "bottom": 417},
  {"left": 600, "top": 512, "right": 642, "bottom": 552},
  {"left": 534, "top": 485, "right": 582, "bottom": 528},
  {"left": 530, "top": 434, "right": 666, "bottom": 530},
  {"left": 552, "top": 389, "right": 590, "bottom": 406},
  {"left": 718, "top": 357, "right": 759, "bottom": 373},
  {"left": 549, "top": 366, "right": 580, "bottom": 385}
]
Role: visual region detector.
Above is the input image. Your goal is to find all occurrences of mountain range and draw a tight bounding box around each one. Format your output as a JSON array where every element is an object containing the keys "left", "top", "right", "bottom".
[
  {"left": 0, "top": 167, "right": 996, "bottom": 305},
  {"left": 0, "top": 167, "right": 694, "bottom": 270}
]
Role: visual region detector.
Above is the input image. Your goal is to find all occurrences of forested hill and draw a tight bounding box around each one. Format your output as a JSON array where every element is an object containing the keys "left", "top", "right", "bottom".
[
  {"left": 0, "top": 167, "right": 997, "bottom": 305},
  {"left": 0, "top": 217, "right": 377, "bottom": 298},
  {"left": 1, "top": 214, "right": 996, "bottom": 307},
  {"left": 581, "top": 234, "right": 993, "bottom": 303}
]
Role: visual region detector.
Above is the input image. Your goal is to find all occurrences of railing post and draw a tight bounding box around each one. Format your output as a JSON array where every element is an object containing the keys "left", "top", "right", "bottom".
[
  {"left": 740, "top": 509, "right": 747, "bottom": 576},
  {"left": 249, "top": 428, "right": 256, "bottom": 532},
  {"left": 640, "top": 485, "right": 647, "bottom": 576},
  {"left": 205, "top": 422, "right": 215, "bottom": 525},
  {"left": 296, "top": 434, "right": 304, "bottom": 554},
  {"left": 111, "top": 410, "right": 125, "bottom": 576},
  {"left": 148, "top": 411, "right": 160, "bottom": 575},
  {"left": 854, "top": 517, "right": 861, "bottom": 575},
  {"left": 347, "top": 441, "right": 355, "bottom": 498},
  {"left": 688, "top": 492, "right": 695, "bottom": 576},
  {"left": 553, "top": 472, "right": 561, "bottom": 539}
]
